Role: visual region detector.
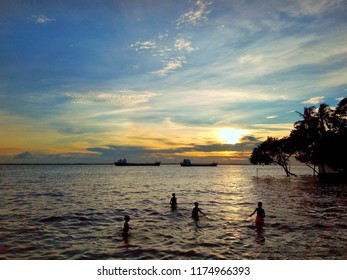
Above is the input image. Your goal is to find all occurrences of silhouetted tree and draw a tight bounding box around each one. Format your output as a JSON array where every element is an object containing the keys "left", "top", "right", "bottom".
[
  {"left": 319, "top": 98, "right": 347, "bottom": 174},
  {"left": 290, "top": 98, "right": 347, "bottom": 175},
  {"left": 332, "top": 97, "right": 347, "bottom": 132},
  {"left": 251, "top": 98, "right": 347, "bottom": 177},
  {"left": 290, "top": 106, "right": 321, "bottom": 174},
  {"left": 250, "top": 137, "right": 297, "bottom": 177}
]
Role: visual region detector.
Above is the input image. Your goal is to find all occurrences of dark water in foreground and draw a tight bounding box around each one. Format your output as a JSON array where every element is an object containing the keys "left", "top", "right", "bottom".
[{"left": 0, "top": 165, "right": 346, "bottom": 259}]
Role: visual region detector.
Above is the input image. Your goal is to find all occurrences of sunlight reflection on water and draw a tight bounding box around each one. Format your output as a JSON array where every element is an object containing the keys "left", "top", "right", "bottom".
[{"left": 0, "top": 164, "right": 346, "bottom": 259}]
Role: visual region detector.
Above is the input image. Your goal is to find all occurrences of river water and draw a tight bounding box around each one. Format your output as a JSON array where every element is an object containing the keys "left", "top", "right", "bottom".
[{"left": 0, "top": 164, "right": 346, "bottom": 259}]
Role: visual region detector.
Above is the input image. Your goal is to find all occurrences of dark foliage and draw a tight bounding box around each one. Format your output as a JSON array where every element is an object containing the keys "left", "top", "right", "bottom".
[{"left": 250, "top": 98, "right": 347, "bottom": 177}]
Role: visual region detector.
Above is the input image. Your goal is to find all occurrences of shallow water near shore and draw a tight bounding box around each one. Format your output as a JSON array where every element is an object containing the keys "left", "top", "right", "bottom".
[{"left": 0, "top": 164, "right": 346, "bottom": 259}]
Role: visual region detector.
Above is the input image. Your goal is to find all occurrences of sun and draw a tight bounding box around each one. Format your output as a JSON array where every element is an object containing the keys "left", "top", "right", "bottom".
[{"left": 218, "top": 128, "right": 247, "bottom": 145}]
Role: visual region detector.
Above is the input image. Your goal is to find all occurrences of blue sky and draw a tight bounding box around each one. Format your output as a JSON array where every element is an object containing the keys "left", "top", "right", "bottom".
[{"left": 1, "top": 0, "right": 346, "bottom": 163}]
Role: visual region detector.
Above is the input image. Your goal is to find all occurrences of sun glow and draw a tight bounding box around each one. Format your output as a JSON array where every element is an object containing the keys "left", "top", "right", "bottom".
[{"left": 218, "top": 128, "right": 248, "bottom": 145}]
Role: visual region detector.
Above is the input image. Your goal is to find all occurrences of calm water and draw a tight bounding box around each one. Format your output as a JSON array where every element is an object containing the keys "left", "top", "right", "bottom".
[{"left": 0, "top": 165, "right": 346, "bottom": 259}]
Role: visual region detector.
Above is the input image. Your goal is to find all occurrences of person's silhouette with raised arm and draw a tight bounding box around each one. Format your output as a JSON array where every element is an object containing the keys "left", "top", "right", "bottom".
[{"left": 250, "top": 202, "right": 265, "bottom": 226}]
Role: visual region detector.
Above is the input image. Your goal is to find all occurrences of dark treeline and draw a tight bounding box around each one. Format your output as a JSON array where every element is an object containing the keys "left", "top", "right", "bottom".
[{"left": 250, "top": 98, "right": 347, "bottom": 177}]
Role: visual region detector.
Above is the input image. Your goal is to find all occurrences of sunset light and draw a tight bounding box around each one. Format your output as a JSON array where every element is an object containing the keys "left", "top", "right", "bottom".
[
  {"left": 218, "top": 128, "right": 248, "bottom": 145},
  {"left": 0, "top": 0, "right": 346, "bottom": 164}
]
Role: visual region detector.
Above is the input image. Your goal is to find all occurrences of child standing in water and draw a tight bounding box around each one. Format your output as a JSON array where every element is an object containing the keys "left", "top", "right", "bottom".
[
  {"left": 170, "top": 193, "right": 177, "bottom": 209},
  {"left": 122, "top": 215, "right": 131, "bottom": 236},
  {"left": 250, "top": 202, "right": 266, "bottom": 226},
  {"left": 192, "top": 202, "right": 204, "bottom": 220}
]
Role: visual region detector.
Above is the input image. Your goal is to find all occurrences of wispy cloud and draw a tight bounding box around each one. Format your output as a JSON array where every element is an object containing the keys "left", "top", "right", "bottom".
[
  {"left": 266, "top": 115, "right": 278, "bottom": 119},
  {"left": 283, "top": 0, "right": 343, "bottom": 17},
  {"left": 302, "top": 96, "right": 325, "bottom": 105},
  {"left": 150, "top": 57, "right": 186, "bottom": 76},
  {"left": 28, "top": 15, "right": 55, "bottom": 24},
  {"left": 66, "top": 90, "right": 159, "bottom": 106},
  {"left": 129, "top": 41, "right": 157, "bottom": 52},
  {"left": 176, "top": 0, "right": 211, "bottom": 27},
  {"left": 238, "top": 54, "right": 263, "bottom": 65}
]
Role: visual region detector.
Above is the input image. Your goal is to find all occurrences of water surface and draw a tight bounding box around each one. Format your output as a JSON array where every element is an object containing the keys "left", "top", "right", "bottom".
[{"left": 0, "top": 165, "right": 346, "bottom": 259}]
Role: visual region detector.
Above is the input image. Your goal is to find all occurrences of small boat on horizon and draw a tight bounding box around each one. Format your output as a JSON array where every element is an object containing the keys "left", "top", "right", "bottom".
[
  {"left": 114, "top": 159, "right": 161, "bottom": 166},
  {"left": 180, "top": 158, "right": 217, "bottom": 167}
]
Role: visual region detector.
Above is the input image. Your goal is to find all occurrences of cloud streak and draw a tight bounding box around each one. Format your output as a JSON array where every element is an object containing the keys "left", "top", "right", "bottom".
[
  {"left": 302, "top": 96, "right": 325, "bottom": 105},
  {"left": 66, "top": 90, "right": 160, "bottom": 106},
  {"left": 129, "top": 41, "right": 157, "bottom": 52},
  {"left": 28, "top": 15, "right": 55, "bottom": 24},
  {"left": 150, "top": 57, "right": 186, "bottom": 76},
  {"left": 283, "top": 0, "right": 343, "bottom": 16}
]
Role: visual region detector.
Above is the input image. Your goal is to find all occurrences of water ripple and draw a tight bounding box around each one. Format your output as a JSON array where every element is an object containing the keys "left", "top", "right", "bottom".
[{"left": 1, "top": 165, "right": 346, "bottom": 259}]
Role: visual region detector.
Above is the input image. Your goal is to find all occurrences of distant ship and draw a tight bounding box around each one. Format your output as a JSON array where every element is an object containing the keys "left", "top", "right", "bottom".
[
  {"left": 180, "top": 158, "right": 217, "bottom": 167},
  {"left": 114, "top": 159, "right": 161, "bottom": 166}
]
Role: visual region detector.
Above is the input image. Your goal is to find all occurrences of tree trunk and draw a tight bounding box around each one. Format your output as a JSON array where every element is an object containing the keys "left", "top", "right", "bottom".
[
  {"left": 305, "top": 163, "right": 319, "bottom": 176},
  {"left": 279, "top": 162, "right": 297, "bottom": 177}
]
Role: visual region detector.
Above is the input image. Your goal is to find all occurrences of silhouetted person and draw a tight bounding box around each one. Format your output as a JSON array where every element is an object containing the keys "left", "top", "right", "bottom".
[
  {"left": 170, "top": 193, "right": 177, "bottom": 209},
  {"left": 192, "top": 202, "right": 204, "bottom": 220},
  {"left": 122, "top": 215, "right": 131, "bottom": 237},
  {"left": 250, "top": 202, "right": 265, "bottom": 226}
]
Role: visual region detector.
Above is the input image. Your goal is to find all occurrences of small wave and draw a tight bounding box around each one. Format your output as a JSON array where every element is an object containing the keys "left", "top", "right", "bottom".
[
  {"left": 32, "top": 192, "right": 65, "bottom": 197},
  {"left": 143, "top": 208, "right": 161, "bottom": 216},
  {"left": 180, "top": 249, "right": 205, "bottom": 258},
  {"left": 312, "top": 223, "right": 330, "bottom": 229},
  {"left": 40, "top": 216, "right": 64, "bottom": 223},
  {"left": 200, "top": 242, "right": 221, "bottom": 248},
  {"left": 70, "top": 215, "right": 89, "bottom": 221},
  {"left": 40, "top": 211, "right": 111, "bottom": 224},
  {"left": 156, "top": 233, "right": 174, "bottom": 240},
  {"left": 337, "top": 224, "right": 347, "bottom": 229}
]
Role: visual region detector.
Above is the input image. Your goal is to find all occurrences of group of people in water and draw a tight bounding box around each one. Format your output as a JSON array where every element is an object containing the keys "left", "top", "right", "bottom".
[{"left": 122, "top": 193, "right": 265, "bottom": 237}]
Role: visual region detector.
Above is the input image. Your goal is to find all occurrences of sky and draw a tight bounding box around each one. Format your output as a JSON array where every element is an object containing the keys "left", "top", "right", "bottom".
[{"left": 0, "top": 0, "right": 346, "bottom": 164}]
